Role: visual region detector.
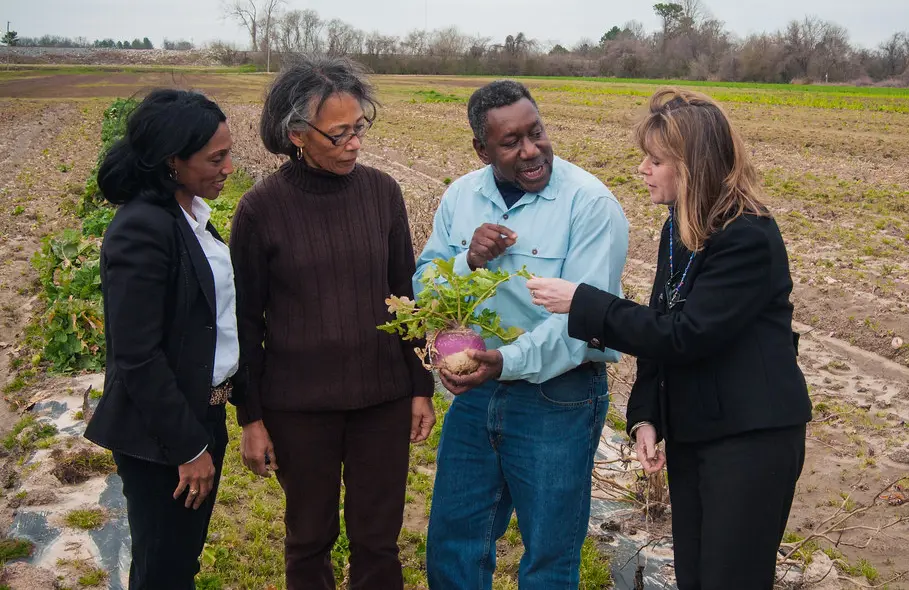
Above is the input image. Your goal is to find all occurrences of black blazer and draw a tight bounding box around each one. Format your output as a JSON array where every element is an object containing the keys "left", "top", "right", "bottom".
[
  {"left": 84, "top": 196, "right": 246, "bottom": 466},
  {"left": 568, "top": 214, "right": 812, "bottom": 443}
]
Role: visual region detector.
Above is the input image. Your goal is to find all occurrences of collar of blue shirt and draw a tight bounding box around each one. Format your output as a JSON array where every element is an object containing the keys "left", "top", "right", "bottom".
[{"left": 475, "top": 157, "right": 564, "bottom": 211}]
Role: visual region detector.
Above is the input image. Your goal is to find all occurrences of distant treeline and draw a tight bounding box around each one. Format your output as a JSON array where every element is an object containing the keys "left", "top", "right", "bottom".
[
  {"left": 5, "top": 35, "right": 195, "bottom": 51},
  {"left": 7, "top": 0, "right": 909, "bottom": 85},
  {"left": 216, "top": 0, "right": 909, "bottom": 84}
]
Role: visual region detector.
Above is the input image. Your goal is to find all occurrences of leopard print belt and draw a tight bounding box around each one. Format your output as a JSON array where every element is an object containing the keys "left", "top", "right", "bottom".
[{"left": 210, "top": 381, "right": 232, "bottom": 406}]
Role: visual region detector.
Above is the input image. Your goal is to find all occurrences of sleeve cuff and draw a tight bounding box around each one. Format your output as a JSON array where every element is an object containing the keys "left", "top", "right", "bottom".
[
  {"left": 184, "top": 445, "right": 208, "bottom": 464},
  {"left": 497, "top": 344, "right": 523, "bottom": 381},
  {"left": 236, "top": 402, "right": 263, "bottom": 427},
  {"left": 568, "top": 283, "right": 617, "bottom": 351},
  {"left": 453, "top": 250, "right": 473, "bottom": 276}
]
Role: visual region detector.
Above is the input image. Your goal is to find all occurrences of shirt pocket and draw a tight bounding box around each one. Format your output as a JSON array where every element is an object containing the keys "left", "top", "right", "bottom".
[
  {"left": 507, "top": 242, "right": 568, "bottom": 278},
  {"left": 447, "top": 226, "right": 569, "bottom": 278}
]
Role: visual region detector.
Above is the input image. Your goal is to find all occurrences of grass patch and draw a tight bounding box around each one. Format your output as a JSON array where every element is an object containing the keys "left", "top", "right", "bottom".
[
  {"left": 605, "top": 407, "right": 627, "bottom": 433},
  {"left": 1, "top": 375, "right": 27, "bottom": 395},
  {"left": 838, "top": 557, "right": 880, "bottom": 583},
  {"left": 579, "top": 537, "right": 613, "bottom": 588},
  {"left": 77, "top": 568, "right": 109, "bottom": 587},
  {"left": 782, "top": 530, "right": 821, "bottom": 563},
  {"left": 0, "top": 538, "right": 34, "bottom": 564},
  {"left": 209, "top": 170, "right": 256, "bottom": 242},
  {"left": 51, "top": 448, "right": 116, "bottom": 484},
  {"left": 2, "top": 414, "right": 58, "bottom": 453},
  {"left": 413, "top": 90, "right": 466, "bottom": 104},
  {"left": 512, "top": 74, "right": 909, "bottom": 96},
  {"left": 64, "top": 508, "right": 106, "bottom": 530}
]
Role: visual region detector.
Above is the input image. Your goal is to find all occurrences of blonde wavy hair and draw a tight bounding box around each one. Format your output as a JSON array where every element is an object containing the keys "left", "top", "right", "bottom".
[{"left": 635, "top": 88, "right": 770, "bottom": 252}]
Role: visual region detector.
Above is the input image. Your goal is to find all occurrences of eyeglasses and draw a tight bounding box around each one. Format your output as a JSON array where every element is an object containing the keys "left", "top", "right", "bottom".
[{"left": 302, "top": 118, "right": 373, "bottom": 147}]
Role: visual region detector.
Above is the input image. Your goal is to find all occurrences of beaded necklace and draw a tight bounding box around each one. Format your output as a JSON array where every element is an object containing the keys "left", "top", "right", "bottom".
[{"left": 667, "top": 206, "right": 696, "bottom": 308}]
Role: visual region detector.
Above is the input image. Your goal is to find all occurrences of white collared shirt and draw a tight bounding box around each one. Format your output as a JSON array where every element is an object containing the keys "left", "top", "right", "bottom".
[{"left": 180, "top": 197, "right": 240, "bottom": 387}]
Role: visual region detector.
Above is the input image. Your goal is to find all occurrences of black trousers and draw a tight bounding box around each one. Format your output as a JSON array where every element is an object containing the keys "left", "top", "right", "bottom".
[
  {"left": 665, "top": 424, "right": 806, "bottom": 590},
  {"left": 262, "top": 396, "right": 412, "bottom": 590},
  {"left": 113, "top": 404, "right": 228, "bottom": 590}
]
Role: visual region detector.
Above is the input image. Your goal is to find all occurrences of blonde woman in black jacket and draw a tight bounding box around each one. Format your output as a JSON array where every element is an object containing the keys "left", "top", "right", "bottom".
[{"left": 526, "top": 89, "right": 812, "bottom": 590}]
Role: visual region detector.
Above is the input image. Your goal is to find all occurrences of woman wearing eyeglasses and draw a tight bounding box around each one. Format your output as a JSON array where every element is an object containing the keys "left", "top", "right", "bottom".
[
  {"left": 524, "top": 89, "right": 812, "bottom": 589},
  {"left": 229, "top": 55, "right": 435, "bottom": 590}
]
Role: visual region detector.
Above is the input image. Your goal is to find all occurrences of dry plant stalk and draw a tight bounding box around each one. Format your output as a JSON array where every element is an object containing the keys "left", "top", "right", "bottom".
[{"left": 777, "top": 479, "right": 908, "bottom": 585}]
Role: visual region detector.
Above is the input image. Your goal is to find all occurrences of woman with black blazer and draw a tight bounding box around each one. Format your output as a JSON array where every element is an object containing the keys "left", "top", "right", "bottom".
[
  {"left": 526, "top": 88, "right": 813, "bottom": 590},
  {"left": 83, "top": 89, "right": 245, "bottom": 589}
]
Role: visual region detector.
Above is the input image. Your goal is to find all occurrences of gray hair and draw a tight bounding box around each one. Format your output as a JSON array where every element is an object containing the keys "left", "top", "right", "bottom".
[
  {"left": 467, "top": 80, "right": 538, "bottom": 146},
  {"left": 259, "top": 55, "right": 378, "bottom": 157}
]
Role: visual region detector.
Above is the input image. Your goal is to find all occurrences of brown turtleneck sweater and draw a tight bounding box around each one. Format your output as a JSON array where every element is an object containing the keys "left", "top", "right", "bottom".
[{"left": 229, "top": 159, "right": 434, "bottom": 425}]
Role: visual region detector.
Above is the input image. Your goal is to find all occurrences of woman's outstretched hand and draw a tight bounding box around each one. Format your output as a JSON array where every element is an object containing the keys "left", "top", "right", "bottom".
[
  {"left": 634, "top": 424, "right": 667, "bottom": 474},
  {"left": 526, "top": 277, "right": 579, "bottom": 314}
]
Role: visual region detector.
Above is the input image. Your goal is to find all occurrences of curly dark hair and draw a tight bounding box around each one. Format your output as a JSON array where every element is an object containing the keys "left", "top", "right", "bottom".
[{"left": 467, "top": 80, "right": 538, "bottom": 145}]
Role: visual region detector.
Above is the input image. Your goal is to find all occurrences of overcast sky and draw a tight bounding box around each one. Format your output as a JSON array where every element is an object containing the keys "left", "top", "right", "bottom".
[{"left": 3, "top": 0, "right": 906, "bottom": 50}]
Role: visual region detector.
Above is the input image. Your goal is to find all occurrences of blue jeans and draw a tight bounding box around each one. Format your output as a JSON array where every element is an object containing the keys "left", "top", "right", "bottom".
[{"left": 426, "top": 364, "right": 609, "bottom": 590}]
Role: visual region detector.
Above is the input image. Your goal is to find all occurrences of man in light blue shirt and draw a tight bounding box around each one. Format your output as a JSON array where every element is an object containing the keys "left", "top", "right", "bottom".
[{"left": 414, "top": 80, "right": 629, "bottom": 590}]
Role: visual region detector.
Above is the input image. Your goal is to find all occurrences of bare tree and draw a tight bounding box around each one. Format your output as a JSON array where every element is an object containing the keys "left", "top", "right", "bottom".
[
  {"left": 260, "top": 0, "right": 285, "bottom": 72},
  {"left": 572, "top": 37, "right": 597, "bottom": 57},
  {"left": 429, "top": 26, "right": 469, "bottom": 57},
  {"left": 783, "top": 15, "right": 827, "bottom": 80},
  {"left": 223, "top": 0, "right": 259, "bottom": 50},
  {"left": 739, "top": 33, "right": 787, "bottom": 82},
  {"left": 326, "top": 19, "right": 363, "bottom": 56},
  {"left": 814, "top": 23, "right": 850, "bottom": 82},
  {"left": 401, "top": 30, "right": 429, "bottom": 56},
  {"left": 679, "top": 0, "right": 708, "bottom": 26},
  {"left": 223, "top": 0, "right": 284, "bottom": 69},
  {"left": 879, "top": 32, "right": 908, "bottom": 77},
  {"left": 364, "top": 31, "right": 398, "bottom": 57},
  {"left": 623, "top": 20, "right": 647, "bottom": 41},
  {"left": 276, "top": 9, "right": 323, "bottom": 55},
  {"left": 467, "top": 35, "right": 492, "bottom": 59}
]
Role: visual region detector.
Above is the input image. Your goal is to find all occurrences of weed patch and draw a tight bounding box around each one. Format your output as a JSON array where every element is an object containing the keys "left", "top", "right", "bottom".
[{"left": 51, "top": 448, "right": 116, "bottom": 484}]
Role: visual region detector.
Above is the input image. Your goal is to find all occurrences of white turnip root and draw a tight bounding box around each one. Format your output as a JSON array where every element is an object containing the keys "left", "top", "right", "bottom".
[{"left": 431, "top": 328, "right": 487, "bottom": 375}]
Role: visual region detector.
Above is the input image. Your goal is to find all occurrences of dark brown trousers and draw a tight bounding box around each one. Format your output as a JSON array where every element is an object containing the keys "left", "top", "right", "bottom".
[{"left": 263, "top": 396, "right": 412, "bottom": 590}]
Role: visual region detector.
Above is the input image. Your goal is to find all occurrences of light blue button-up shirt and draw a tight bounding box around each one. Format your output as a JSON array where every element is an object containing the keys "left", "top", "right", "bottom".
[{"left": 413, "top": 156, "right": 630, "bottom": 384}]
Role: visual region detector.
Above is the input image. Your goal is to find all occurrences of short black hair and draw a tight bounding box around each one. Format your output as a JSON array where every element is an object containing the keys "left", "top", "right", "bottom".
[
  {"left": 467, "top": 80, "right": 538, "bottom": 145},
  {"left": 259, "top": 55, "right": 378, "bottom": 157},
  {"left": 98, "top": 89, "right": 226, "bottom": 205}
]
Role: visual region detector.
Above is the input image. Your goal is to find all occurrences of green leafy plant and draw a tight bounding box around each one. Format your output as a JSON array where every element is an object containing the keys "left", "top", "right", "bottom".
[
  {"left": 81, "top": 207, "right": 115, "bottom": 238},
  {"left": 31, "top": 230, "right": 104, "bottom": 372},
  {"left": 378, "top": 257, "right": 531, "bottom": 371},
  {"left": 79, "top": 97, "right": 137, "bottom": 215}
]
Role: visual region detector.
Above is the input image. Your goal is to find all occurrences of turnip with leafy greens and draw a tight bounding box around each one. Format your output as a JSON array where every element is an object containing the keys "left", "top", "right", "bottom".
[{"left": 379, "top": 257, "right": 531, "bottom": 375}]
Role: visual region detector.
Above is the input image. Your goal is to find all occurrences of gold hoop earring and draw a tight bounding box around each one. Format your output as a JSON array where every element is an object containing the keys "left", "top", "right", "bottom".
[{"left": 297, "top": 145, "right": 305, "bottom": 161}]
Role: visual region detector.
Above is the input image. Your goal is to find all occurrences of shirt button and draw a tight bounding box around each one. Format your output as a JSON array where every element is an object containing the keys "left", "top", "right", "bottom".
[
  {"left": 660, "top": 380, "right": 666, "bottom": 389},
  {"left": 461, "top": 240, "right": 467, "bottom": 246},
  {"left": 532, "top": 248, "right": 538, "bottom": 255},
  {"left": 503, "top": 214, "right": 509, "bottom": 220},
  {"left": 590, "top": 338, "right": 601, "bottom": 348}
]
